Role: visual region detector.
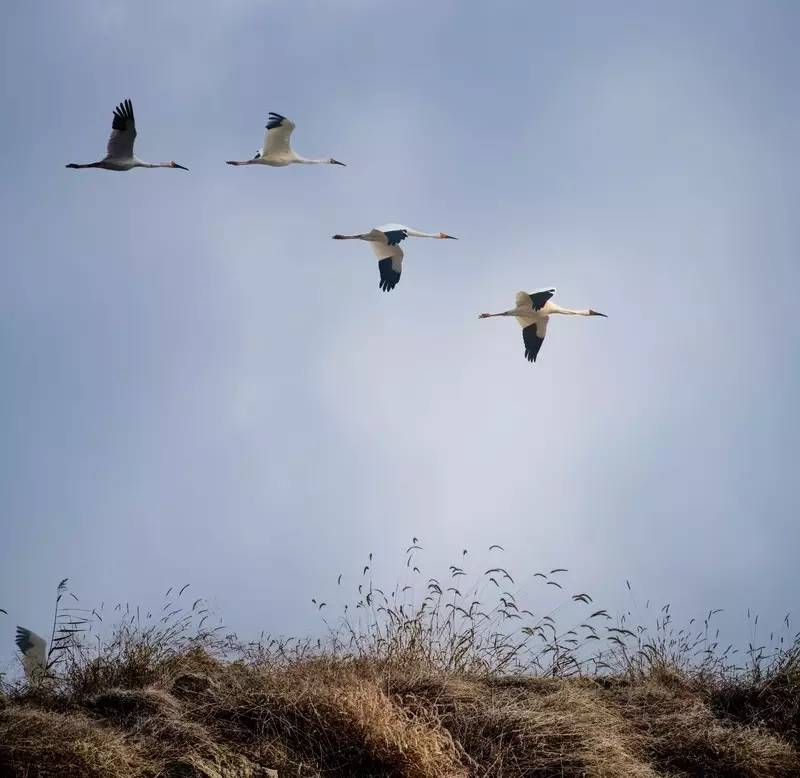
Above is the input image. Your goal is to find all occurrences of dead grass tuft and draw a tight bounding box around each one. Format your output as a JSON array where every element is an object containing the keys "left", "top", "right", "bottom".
[
  {"left": 0, "top": 706, "right": 138, "bottom": 777},
  {"left": 605, "top": 680, "right": 797, "bottom": 777},
  {"left": 389, "top": 671, "right": 658, "bottom": 776}
]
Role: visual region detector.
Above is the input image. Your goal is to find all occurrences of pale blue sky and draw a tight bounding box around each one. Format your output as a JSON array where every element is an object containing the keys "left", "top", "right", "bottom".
[{"left": 1, "top": 1, "right": 799, "bottom": 665}]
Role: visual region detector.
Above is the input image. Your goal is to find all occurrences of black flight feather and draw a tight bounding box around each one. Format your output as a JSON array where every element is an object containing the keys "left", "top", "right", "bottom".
[{"left": 378, "top": 258, "right": 401, "bottom": 292}]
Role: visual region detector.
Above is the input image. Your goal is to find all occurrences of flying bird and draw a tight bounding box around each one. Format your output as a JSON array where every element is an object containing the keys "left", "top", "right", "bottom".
[
  {"left": 66, "top": 99, "right": 188, "bottom": 172},
  {"left": 226, "top": 112, "right": 345, "bottom": 167},
  {"left": 332, "top": 224, "right": 457, "bottom": 292},
  {"left": 479, "top": 289, "right": 606, "bottom": 363},
  {"left": 15, "top": 626, "right": 47, "bottom": 679}
]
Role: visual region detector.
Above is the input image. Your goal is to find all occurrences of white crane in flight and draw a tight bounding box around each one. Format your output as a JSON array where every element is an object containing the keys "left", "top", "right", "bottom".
[
  {"left": 65, "top": 99, "right": 188, "bottom": 172},
  {"left": 226, "top": 112, "right": 345, "bottom": 167},
  {"left": 332, "top": 224, "right": 457, "bottom": 292},
  {"left": 15, "top": 626, "right": 48, "bottom": 679},
  {"left": 479, "top": 288, "right": 606, "bottom": 362}
]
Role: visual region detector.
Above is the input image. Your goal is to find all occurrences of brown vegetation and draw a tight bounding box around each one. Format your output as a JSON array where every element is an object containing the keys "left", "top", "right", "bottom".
[
  {"left": 2, "top": 650, "right": 799, "bottom": 777},
  {"left": 1, "top": 556, "right": 798, "bottom": 776}
]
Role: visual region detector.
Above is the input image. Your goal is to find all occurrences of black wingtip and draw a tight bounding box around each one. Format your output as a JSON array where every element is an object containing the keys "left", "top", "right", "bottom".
[
  {"left": 111, "top": 98, "right": 134, "bottom": 130},
  {"left": 383, "top": 229, "right": 408, "bottom": 246},
  {"left": 266, "top": 112, "right": 287, "bottom": 130},
  {"left": 14, "top": 626, "right": 31, "bottom": 652},
  {"left": 377, "top": 258, "right": 401, "bottom": 292}
]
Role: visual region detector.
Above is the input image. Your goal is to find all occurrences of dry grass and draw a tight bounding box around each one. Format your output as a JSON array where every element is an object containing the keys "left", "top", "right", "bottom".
[
  {"left": 2, "top": 654, "right": 798, "bottom": 777},
  {"left": 1, "top": 553, "right": 798, "bottom": 776}
]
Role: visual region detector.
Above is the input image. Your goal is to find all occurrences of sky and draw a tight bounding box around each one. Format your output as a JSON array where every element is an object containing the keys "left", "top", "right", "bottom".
[{"left": 1, "top": 1, "right": 799, "bottom": 668}]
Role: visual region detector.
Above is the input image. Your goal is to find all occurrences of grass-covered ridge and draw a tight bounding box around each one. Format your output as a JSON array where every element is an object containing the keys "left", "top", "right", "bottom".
[{"left": 1, "top": 548, "right": 798, "bottom": 777}]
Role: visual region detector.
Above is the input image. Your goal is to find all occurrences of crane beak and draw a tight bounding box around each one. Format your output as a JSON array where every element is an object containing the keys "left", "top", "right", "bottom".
[
  {"left": 330, "top": 159, "right": 346, "bottom": 166},
  {"left": 440, "top": 233, "right": 458, "bottom": 239},
  {"left": 173, "top": 162, "right": 189, "bottom": 171},
  {"left": 589, "top": 310, "right": 607, "bottom": 317}
]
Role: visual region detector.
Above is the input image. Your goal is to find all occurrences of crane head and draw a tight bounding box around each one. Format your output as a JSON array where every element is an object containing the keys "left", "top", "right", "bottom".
[
  {"left": 170, "top": 161, "right": 189, "bottom": 171},
  {"left": 328, "top": 158, "right": 346, "bottom": 166},
  {"left": 438, "top": 232, "right": 457, "bottom": 239},
  {"left": 588, "top": 310, "right": 607, "bottom": 317}
]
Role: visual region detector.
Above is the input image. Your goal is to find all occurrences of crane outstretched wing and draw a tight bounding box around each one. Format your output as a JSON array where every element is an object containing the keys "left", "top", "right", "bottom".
[
  {"left": 15, "top": 626, "right": 47, "bottom": 678},
  {"left": 377, "top": 244, "right": 404, "bottom": 292},
  {"left": 518, "top": 288, "right": 556, "bottom": 311},
  {"left": 522, "top": 319, "right": 548, "bottom": 362},
  {"left": 106, "top": 99, "right": 136, "bottom": 160},
  {"left": 263, "top": 112, "right": 295, "bottom": 156}
]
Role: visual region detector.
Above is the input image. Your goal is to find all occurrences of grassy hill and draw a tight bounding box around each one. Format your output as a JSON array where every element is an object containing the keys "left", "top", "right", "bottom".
[
  {"left": 1, "top": 566, "right": 798, "bottom": 777},
  {"left": 2, "top": 648, "right": 799, "bottom": 777}
]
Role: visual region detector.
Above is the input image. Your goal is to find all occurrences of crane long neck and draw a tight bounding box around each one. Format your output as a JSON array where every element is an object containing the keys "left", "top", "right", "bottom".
[
  {"left": 481, "top": 305, "right": 602, "bottom": 319},
  {"left": 136, "top": 160, "right": 170, "bottom": 169},
  {"left": 405, "top": 229, "right": 439, "bottom": 238},
  {"left": 548, "top": 304, "right": 591, "bottom": 316}
]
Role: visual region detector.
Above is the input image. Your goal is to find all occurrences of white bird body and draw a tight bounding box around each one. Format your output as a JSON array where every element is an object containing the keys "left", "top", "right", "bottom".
[
  {"left": 226, "top": 113, "right": 345, "bottom": 167},
  {"left": 66, "top": 99, "right": 188, "bottom": 172},
  {"left": 15, "top": 626, "right": 47, "bottom": 679},
  {"left": 479, "top": 289, "right": 606, "bottom": 362},
  {"left": 332, "top": 224, "right": 457, "bottom": 292}
]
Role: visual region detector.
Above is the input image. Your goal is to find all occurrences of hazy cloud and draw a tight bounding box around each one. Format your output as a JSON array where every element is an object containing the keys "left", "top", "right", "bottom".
[{"left": 1, "top": 1, "right": 798, "bottom": 667}]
